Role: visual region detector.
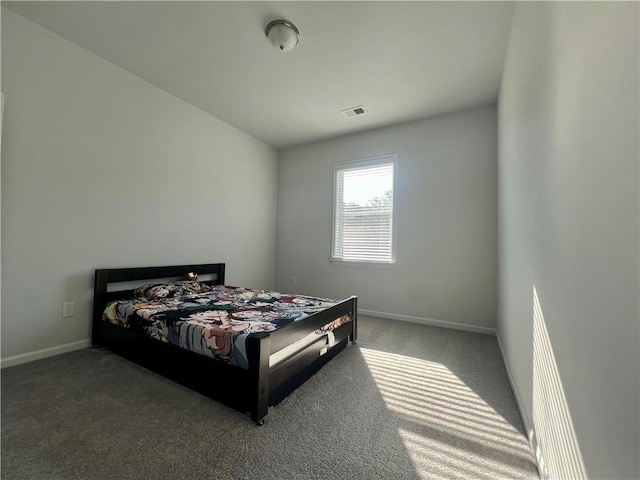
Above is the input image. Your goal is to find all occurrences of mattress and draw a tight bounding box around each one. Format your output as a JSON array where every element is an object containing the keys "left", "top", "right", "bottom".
[{"left": 102, "top": 285, "right": 350, "bottom": 369}]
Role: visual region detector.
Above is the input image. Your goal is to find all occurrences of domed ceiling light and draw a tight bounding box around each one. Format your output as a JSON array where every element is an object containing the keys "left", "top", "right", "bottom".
[{"left": 265, "top": 19, "right": 300, "bottom": 52}]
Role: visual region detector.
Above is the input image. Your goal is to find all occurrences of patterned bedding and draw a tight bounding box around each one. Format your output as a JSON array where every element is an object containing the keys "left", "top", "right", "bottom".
[{"left": 102, "top": 285, "right": 350, "bottom": 369}]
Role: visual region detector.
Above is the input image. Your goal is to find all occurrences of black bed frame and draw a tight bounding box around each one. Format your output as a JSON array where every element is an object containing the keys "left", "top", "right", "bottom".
[{"left": 91, "top": 263, "right": 357, "bottom": 425}]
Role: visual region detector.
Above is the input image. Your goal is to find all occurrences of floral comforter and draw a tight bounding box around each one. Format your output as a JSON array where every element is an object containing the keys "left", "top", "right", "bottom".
[{"left": 102, "top": 285, "right": 350, "bottom": 369}]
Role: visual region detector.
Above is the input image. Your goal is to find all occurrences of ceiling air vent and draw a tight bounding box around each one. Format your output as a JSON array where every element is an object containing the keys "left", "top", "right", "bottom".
[{"left": 341, "top": 105, "right": 367, "bottom": 118}]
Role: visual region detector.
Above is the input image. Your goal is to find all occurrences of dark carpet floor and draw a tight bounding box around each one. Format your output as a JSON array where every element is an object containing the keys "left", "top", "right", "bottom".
[{"left": 1, "top": 316, "right": 539, "bottom": 479}]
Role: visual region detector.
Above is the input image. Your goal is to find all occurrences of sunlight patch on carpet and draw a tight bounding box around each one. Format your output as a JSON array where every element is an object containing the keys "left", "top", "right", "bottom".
[{"left": 361, "top": 347, "right": 538, "bottom": 479}]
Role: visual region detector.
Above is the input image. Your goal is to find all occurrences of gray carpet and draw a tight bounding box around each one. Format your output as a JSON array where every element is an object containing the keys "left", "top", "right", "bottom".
[{"left": 1, "top": 316, "right": 539, "bottom": 479}]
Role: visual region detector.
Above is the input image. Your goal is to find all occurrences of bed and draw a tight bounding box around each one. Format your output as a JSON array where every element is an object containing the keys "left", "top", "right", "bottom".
[{"left": 91, "top": 263, "right": 357, "bottom": 425}]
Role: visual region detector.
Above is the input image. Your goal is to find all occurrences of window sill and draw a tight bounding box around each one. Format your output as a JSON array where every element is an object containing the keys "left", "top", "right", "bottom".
[{"left": 329, "top": 258, "right": 396, "bottom": 269}]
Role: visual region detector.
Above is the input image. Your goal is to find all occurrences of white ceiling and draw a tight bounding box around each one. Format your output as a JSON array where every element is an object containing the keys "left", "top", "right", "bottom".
[{"left": 4, "top": 1, "right": 514, "bottom": 149}]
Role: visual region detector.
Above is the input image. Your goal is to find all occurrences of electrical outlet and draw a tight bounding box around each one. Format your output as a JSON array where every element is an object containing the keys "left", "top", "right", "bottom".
[
  {"left": 62, "top": 302, "right": 75, "bottom": 318},
  {"left": 291, "top": 275, "right": 298, "bottom": 285}
]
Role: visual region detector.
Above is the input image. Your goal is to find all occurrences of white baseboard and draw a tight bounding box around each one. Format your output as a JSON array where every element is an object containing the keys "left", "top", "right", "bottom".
[
  {"left": 359, "top": 308, "right": 496, "bottom": 335},
  {"left": 495, "top": 330, "right": 544, "bottom": 479},
  {"left": 1, "top": 339, "right": 91, "bottom": 369}
]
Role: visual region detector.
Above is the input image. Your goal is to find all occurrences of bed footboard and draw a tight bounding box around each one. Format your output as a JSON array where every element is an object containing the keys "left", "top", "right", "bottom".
[{"left": 253, "top": 295, "right": 358, "bottom": 424}]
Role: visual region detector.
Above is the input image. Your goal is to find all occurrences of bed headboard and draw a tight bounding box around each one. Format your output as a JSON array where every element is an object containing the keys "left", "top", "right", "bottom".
[{"left": 92, "top": 263, "right": 225, "bottom": 344}]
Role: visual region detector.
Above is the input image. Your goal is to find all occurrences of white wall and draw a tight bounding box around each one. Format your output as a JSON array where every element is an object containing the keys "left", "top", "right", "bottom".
[
  {"left": 1, "top": 9, "right": 278, "bottom": 360},
  {"left": 276, "top": 106, "right": 498, "bottom": 330},
  {"left": 498, "top": 2, "right": 639, "bottom": 479}
]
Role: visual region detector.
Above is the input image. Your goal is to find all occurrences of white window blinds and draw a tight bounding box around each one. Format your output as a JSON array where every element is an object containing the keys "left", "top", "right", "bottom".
[{"left": 332, "top": 157, "right": 395, "bottom": 263}]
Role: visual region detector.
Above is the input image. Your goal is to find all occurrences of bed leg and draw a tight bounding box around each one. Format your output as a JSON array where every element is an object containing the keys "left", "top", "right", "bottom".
[{"left": 248, "top": 333, "right": 270, "bottom": 426}]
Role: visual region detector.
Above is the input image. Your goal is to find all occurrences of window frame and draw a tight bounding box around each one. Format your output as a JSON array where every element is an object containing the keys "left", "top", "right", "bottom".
[{"left": 330, "top": 154, "right": 398, "bottom": 267}]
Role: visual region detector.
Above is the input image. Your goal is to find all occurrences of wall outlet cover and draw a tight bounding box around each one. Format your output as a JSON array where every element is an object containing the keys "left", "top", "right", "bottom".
[{"left": 62, "top": 302, "right": 75, "bottom": 318}]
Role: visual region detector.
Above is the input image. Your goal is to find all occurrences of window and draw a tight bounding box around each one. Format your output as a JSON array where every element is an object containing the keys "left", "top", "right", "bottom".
[{"left": 332, "top": 155, "right": 396, "bottom": 264}]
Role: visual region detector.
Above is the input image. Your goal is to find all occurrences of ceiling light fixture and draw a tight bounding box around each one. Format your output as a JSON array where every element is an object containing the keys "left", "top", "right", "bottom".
[{"left": 265, "top": 19, "right": 300, "bottom": 52}]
